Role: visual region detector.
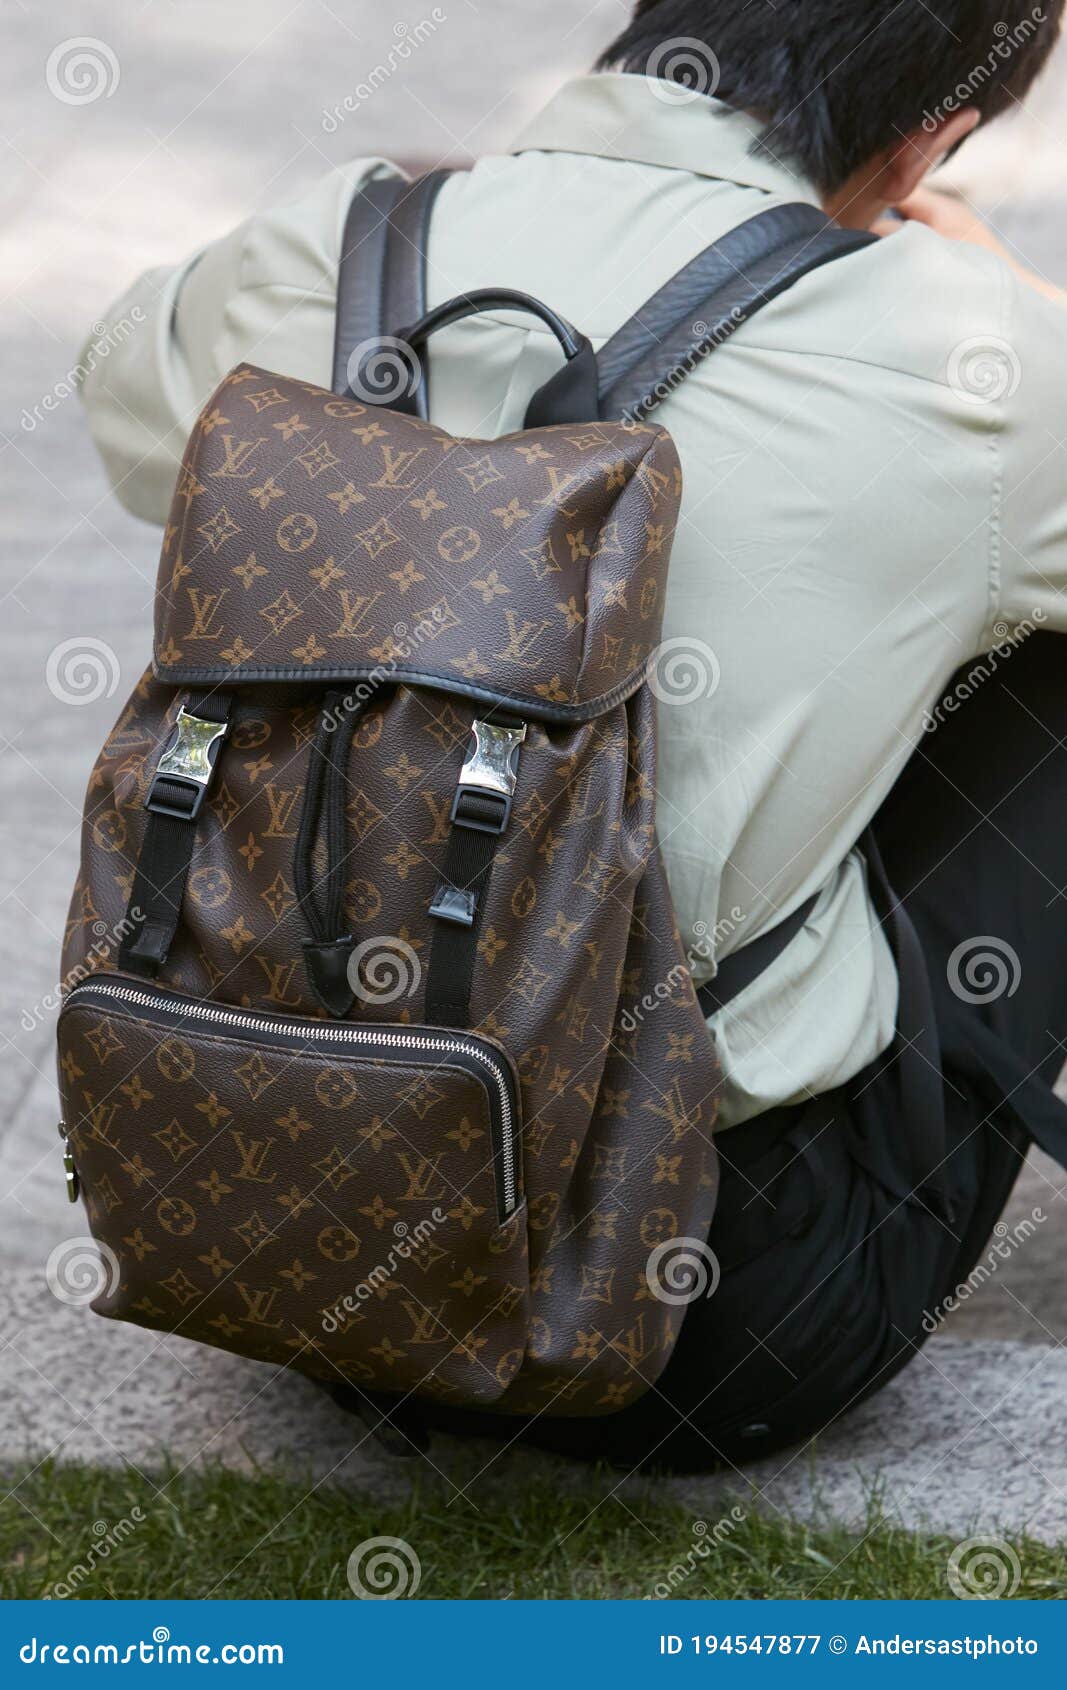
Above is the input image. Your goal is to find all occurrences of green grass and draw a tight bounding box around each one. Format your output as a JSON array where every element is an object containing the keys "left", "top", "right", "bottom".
[{"left": 3, "top": 1462, "right": 1066, "bottom": 1600}]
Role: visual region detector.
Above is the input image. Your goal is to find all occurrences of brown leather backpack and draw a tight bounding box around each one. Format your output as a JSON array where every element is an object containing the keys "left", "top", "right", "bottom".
[{"left": 57, "top": 174, "right": 871, "bottom": 1424}]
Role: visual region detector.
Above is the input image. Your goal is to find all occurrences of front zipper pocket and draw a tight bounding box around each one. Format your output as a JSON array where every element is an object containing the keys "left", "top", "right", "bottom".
[{"left": 57, "top": 975, "right": 528, "bottom": 1404}]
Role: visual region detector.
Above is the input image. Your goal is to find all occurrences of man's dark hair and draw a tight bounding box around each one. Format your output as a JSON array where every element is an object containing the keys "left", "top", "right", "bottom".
[{"left": 597, "top": 1, "right": 1064, "bottom": 194}]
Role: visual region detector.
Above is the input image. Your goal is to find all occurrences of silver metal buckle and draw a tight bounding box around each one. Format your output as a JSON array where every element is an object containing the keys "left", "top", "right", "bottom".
[
  {"left": 450, "top": 719, "right": 527, "bottom": 834},
  {"left": 57, "top": 1120, "right": 79, "bottom": 1204},
  {"left": 146, "top": 707, "right": 228, "bottom": 820}
]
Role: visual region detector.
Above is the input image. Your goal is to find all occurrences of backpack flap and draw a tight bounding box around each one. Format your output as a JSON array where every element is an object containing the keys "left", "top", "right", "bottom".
[{"left": 152, "top": 362, "right": 679, "bottom": 722}]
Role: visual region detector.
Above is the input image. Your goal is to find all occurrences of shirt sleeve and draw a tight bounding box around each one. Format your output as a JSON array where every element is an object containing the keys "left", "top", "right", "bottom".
[
  {"left": 77, "top": 157, "right": 394, "bottom": 525},
  {"left": 996, "top": 269, "right": 1067, "bottom": 642}
]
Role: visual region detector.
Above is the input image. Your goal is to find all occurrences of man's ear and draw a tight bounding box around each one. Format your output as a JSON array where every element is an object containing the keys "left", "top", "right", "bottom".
[{"left": 884, "top": 108, "right": 980, "bottom": 203}]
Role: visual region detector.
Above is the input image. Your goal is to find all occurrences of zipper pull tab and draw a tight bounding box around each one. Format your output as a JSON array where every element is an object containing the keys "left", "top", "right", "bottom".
[{"left": 57, "top": 1120, "right": 79, "bottom": 1204}]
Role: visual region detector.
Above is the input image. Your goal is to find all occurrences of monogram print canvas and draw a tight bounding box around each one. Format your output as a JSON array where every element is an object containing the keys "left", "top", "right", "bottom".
[{"left": 58, "top": 363, "right": 722, "bottom": 1418}]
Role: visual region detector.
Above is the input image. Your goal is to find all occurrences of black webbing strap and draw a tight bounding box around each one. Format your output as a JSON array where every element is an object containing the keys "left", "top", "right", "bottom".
[
  {"left": 119, "top": 692, "right": 232, "bottom": 978},
  {"left": 857, "top": 825, "right": 950, "bottom": 1214},
  {"left": 697, "top": 890, "right": 819, "bottom": 1017},
  {"left": 423, "top": 718, "right": 526, "bottom": 1028},
  {"left": 424, "top": 810, "right": 502, "bottom": 1027},
  {"left": 332, "top": 169, "right": 454, "bottom": 415}
]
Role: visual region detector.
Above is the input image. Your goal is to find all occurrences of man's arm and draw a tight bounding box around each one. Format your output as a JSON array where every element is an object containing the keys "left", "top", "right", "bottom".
[{"left": 78, "top": 158, "right": 393, "bottom": 524}]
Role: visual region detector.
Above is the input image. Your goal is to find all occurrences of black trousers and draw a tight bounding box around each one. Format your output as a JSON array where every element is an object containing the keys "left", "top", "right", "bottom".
[{"left": 495, "top": 631, "right": 1067, "bottom": 1471}]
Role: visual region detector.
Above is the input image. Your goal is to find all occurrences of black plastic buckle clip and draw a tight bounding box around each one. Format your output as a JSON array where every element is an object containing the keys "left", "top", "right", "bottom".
[{"left": 144, "top": 707, "right": 228, "bottom": 821}]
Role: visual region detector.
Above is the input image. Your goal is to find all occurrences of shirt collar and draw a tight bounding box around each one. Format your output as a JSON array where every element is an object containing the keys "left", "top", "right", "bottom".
[{"left": 509, "top": 73, "right": 822, "bottom": 208}]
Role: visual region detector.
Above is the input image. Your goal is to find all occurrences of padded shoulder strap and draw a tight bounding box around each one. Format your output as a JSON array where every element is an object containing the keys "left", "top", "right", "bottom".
[
  {"left": 596, "top": 203, "right": 877, "bottom": 423},
  {"left": 332, "top": 169, "right": 454, "bottom": 406}
]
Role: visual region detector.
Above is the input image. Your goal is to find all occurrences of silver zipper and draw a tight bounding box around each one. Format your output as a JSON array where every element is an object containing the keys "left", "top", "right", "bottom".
[{"left": 68, "top": 980, "right": 518, "bottom": 1218}]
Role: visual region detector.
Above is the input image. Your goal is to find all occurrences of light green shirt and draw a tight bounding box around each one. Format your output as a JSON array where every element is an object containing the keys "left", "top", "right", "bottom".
[{"left": 79, "top": 74, "right": 1067, "bottom": 1127}]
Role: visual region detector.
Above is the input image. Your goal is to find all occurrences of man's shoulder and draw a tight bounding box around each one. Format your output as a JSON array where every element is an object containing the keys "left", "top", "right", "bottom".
[
  {"left": 735, "top": 215, "right": 1024, "bottom": 393},
  {"left": 234, "top": 156, "right": 399, "bottom": 291}
]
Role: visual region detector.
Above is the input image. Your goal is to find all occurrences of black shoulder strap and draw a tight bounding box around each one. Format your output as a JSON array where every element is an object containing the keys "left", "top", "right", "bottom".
[
  {"left": 596, "top": 203, "right": 876, "bottom": 422},
  {"left": 332, "top": 169, "right": 454, "bottom": 411}
]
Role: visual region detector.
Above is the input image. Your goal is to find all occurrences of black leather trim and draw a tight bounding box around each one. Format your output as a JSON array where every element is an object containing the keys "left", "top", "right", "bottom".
[{"left": 150, "top": 661, "right": 648, "bottom": 726}]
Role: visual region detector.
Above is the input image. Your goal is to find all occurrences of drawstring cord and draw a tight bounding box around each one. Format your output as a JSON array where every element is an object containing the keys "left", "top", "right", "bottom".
[{"left": 296, "top": 691, "right": 369, "bottom": 1015}]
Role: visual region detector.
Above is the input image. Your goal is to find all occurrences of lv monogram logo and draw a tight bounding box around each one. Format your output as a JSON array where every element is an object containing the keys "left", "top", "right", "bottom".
[
  {"left": 262, "top": 784, "right": 301, "bottom": 838},
  {"left": 332, "top": 589, "right": 382, "bottom": 638},
  {"left": 255, "top": 957, "right": 303, "bottom": 1006},
  {"left": 401, "top": 1300, "right": 450, "bottom": 1344},
  {"left": 494, "top": 609, "right": 553, "bottom": 670},
  {"left": 234, "top": 1283, "right": 284, "bottom": 1328},
  {"left": 228, "top": 1131, "right": 278, "bottom": 1184},
  {"left": 211, "top": 434, "right": 265, "bottom": 479},
  {"left": 185, "top": 585, "right": 229, "bottom": 640},
  {"left": 370, "top": 445, "right": 427, "bottom": 490},
  {"left": 397, "top": 1152, "right": 447, "bottom": 1202}
]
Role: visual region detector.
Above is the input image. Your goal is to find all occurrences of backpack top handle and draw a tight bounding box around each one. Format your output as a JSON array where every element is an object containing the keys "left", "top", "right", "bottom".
[{"left": 395, "top": 287, "right": 599, "bottom": 427}]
